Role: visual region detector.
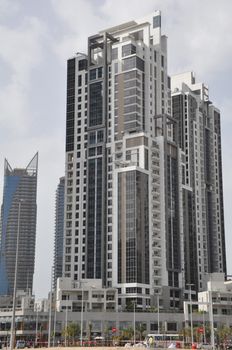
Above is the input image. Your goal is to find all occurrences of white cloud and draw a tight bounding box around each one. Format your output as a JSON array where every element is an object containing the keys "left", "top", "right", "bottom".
[
  {"left": 0, "top": 2, "right": 58, "bottom": 297},
  {"left": 0, "top": 16, "right": 48, "bottom": 133},
  {"left": 0, "top": 81, "right": 28, "bottom": 133},
  {"left": 165, "top": 1, "right": 232, "bottom": 77},
  {"left": 0, "top": 17, "right": 47, "bottom": 83},
  {"left": 51, "top": 0, "right": 107, "bottom": 61},
  {"left": 0, "top": 0, "right": 19, "bottom": 19}
]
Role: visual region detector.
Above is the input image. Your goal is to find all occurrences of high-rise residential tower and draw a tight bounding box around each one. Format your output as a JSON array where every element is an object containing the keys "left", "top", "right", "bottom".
[
  {"left": 171, "top": 72, "right": 226, "bottom": 293},
  {"left": 63, "top": 12, "right": 226, "bottom": 310},
  {"left": 0, "top": 153, "right": 38, "bottom": 296},
  {"left": 53, "top": 177, "right": 65, "bottom": 289}
]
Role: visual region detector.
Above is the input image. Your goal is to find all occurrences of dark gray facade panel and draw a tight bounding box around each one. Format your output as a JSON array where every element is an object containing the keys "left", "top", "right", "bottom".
[
  {"left": 118, "top": 170, "right": 149, "bottom": 285},
  {"left": 66, "top": 58, "right": 75, "bottom": 152}
]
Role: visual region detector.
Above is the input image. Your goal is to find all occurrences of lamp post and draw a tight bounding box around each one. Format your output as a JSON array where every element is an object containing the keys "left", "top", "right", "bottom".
[
  {"left": 201, "top": 298, "right": 206, "bottom": 343},
  {"left": 187, "top": 284, "right": 194, "bottom": 345},
  {"left": 133, "top": 301, "right": 136, "bottom": 346},
  {"left": 80, "top": 288, "right": 84, "bottom": 347},
  {"left": 6, "top": 328, "right": 9, "bottom": 350},
  {"left": 208, "top": 286, "right": 215, "bottom": 350},
  {"left": 35, "top": 305, "right": 39, "bottom": 347},
  {"left": 48, "top": 266, "right": 53, "bottom": 348},
  {"left": 53, "top": 291, "right": 57, "bottom": 348},
  {"left": 10, "top": 200, "right": 22, "bottom": 350},
  {"left": 64, "top": 300, "right": 68, "bottom": 347},
  {"left": 154, "top": 292, "right": 160, "bottom": 334},
  {"left": 157, "top": 294, "right": 160, "bottom": 334}
]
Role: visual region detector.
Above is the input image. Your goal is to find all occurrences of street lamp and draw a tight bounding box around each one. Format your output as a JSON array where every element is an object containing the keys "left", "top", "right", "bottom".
[
  {"left": 208, "top": 283, "right": 215, "bottom": 350},
  {"left": 133, "top": 300, "right": 136, "bottom": 346},
  {"left": 187, "top": 284, "right": 194, "bottom": 345},
  {"left": 48, "top": 266, "right": 53, "bottom": 347},
  {"left": 10, "top": 200, "right": 22, "bottom": 350},
  {"left": 64, "top": 300, "right": 68, "bottom": 347},
  {"left": 53, "top": 291, "right": 57, "bottom": 348},
  {"left": 35, "top": 304, "right": 39, "bottom": 347},
  {"left": 80, "top": 288, "right": 84, "bottom": 347},
  {"left": 154, "top": 291, "right": 160, "bottom": 334},
  {"left": 201, "top": 297, "right": 206, "bottom": 344}
]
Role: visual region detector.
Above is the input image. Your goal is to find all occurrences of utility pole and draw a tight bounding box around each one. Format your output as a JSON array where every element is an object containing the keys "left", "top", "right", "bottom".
[
  {"left": 10, "top": 200, "right": 22, "bottom": 350},
  {"left": 187, "top": 284, "right": 194, "bottom": 345}
]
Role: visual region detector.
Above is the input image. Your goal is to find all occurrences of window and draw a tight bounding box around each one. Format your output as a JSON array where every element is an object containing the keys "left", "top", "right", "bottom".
[
  {"left": 122, "top": 44, "right": 136, "bottom": 57},
  {"left": 97, "top": 130, "right": 104, "bottom": 142},
  {"left": 153, "top": 15, "right": 161, "bottom": 28},
  {"left": 78, "top": 59, "right": 87, "bottom": 71},
  {"left": 98, "top": 67, "right": 103, "bottom": 78},
  {"left": 122, "top": 56, "right": 144, "bottom": 72},
  {"left": 112, "top": 47, "right": 118, "bottom": 60},
  {"left": 161, "top": 55, "right": 164, "bottom": 67},
  {"left": 90, "top": 69, "right": 97, "bottom": 80},
  {"left": 89, "top": 82, "right": 103, "bottom": 126}
]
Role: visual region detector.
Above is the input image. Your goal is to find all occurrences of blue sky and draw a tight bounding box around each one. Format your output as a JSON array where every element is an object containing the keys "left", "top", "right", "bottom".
[{"left": 0, "top": 0, "right": 231, "bottom": 297}]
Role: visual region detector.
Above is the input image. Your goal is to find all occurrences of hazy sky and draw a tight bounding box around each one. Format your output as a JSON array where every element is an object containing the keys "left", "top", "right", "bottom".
[{"left": 0, "top": 0, "right": 231, "bottom": 298}]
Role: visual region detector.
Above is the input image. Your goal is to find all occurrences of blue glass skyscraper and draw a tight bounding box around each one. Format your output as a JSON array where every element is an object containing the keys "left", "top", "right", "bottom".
[{"left": 0, "top": 153, "right": 38, "bottom": 296}]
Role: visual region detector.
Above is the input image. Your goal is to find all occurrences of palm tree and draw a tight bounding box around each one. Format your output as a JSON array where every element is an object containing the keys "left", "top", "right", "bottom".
[
  {"left": 125, "top": 301, "right": 134, "bottom": 312},
  {"left": 122, "top": 327, "right": 134, "bottom": 341},
  {"left": 87, "top": 322, "right": 93, "bottom": 341},
  {"left": 179, "top": 326, "right": 191, "bottom": 344},
  {"left": 216, "top": 325, "right": 232, "bottom": 347},
  {"left": 136, "top": 323, "right": 146, "bottom": 341},
  {"left": 62, "top": 322, "right": 80, "bottom": 345}
]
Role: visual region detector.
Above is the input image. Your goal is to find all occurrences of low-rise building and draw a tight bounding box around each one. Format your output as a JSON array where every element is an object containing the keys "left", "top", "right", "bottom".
[
  {"left": 56, "top": 278, "right": 118, "bottom": 312},
  {"left": 198, "top": 273, "right": 232, "bottom": 317},
  {"left": 2, "top": 276, "right": 232, "bottom": 345},
  {"left": 0, "top": 292, "right": 49, "bottom": 345}
]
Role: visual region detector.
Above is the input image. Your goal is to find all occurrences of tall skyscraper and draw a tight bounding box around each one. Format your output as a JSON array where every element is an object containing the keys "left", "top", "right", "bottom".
[
  {"left": 171, "top": 72, "right": 226, "bottom": 293},
  {"left": 0, "top": 153, "right": 38, "bottom": 296},
  {"left": 63, "top": 12, "right": 226, "bottom": 310},
  {"left": 53, "top": 176, "right": 65, "bottom": 289}
]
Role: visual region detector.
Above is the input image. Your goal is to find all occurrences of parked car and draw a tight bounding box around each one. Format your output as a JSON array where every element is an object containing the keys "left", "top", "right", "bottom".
[
  {"left": 16, "top": 340, "right": 26, "bottom": 349},
  {"left": 134, "top": 343, "right": 146, "bottom": 348},
  {"left": 198, "top": 343, "right": 212, "bottom": 350}
]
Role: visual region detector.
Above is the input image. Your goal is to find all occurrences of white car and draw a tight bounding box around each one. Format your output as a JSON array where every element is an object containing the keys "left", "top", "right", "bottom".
[
  {"left": 199, "top": 343, "right": 212, "bottom": 349},
  {"left": 125, "top": 343, "right": 132, "bottom": 348},
  {"left": 16, "top": 340, "right": 26, "bottom": 349},
  {"left": 134, "top": 343, "right": 146, "bottom": 348}
]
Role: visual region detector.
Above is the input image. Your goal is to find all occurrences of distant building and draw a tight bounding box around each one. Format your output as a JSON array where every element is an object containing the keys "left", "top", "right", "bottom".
[
  {"left": 56, "top": 277, "right": 118, "bottom": 312},
  {"left": 34, "top": 298, "right": 49, "bottom": 313},
  {"left": 0, "top": 290, "right": 35, "bottom": 313},
  {"left": 53, "top": 177, "right": 65, "bottom": 289},
  {"left": 198, "top": 273, "right": 232, "bottom": 316},
  {"left": 0, "top": 291, "right": 49, "bottom": 345},
  {"left": 0, "top": 153, "right": 38, "bottom": 296}
]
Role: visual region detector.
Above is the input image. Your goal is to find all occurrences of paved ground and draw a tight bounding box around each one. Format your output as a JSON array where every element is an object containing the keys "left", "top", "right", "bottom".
[{"left": 27, "top": 348, "right": 145, "bottom": 350}]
